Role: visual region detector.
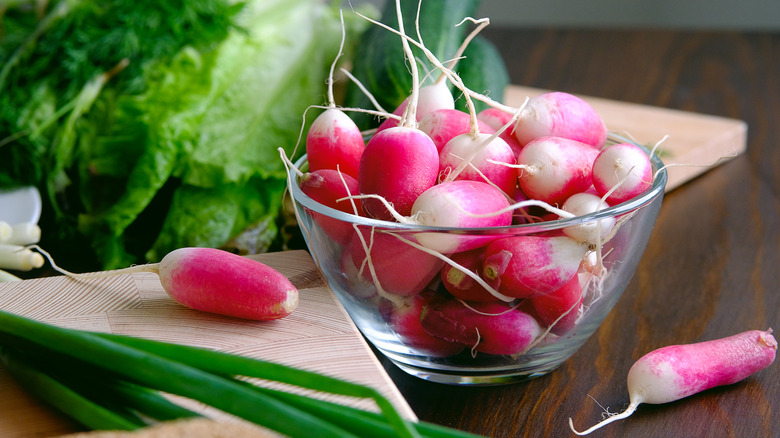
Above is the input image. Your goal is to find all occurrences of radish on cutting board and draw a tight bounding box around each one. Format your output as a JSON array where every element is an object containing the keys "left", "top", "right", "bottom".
[
  {"left": 43, "top": 247, "right": 299, "bottom": 321},
  {"left": 570, "top": 329, "right": 778, "bottom": 435}
]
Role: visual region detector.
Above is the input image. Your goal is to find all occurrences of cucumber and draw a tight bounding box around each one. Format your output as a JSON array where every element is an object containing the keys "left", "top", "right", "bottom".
[{"left": 343, "top": 0, "right": 482, "bottom": 129}]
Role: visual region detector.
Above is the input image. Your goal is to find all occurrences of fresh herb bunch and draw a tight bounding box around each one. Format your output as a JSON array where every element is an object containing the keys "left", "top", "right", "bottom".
[{"left": 0, "top": 0, "right": 363, "bottom": 270}]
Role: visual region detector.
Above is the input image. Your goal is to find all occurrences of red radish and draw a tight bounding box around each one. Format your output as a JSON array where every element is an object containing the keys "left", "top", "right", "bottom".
[
  {"left": 561, "top": 192, "right": 615, "bottom": 244},
  {"left": 516, "top": 136, "right": 600, "bottom": 205},
  {"left": 410, "top": 180, "right": 512, "bottom": 253},
  {"left": 513, "top": 92, "right": 607, "bottom": 148},
  {"left": 421, "top": 299, "right": 542, "bottom": 356},
  {"left": 388, "top": 291, "right": 465, "bottom": 357},
  {"left": 482, "top": 235, "right": 588, "bottom": 299},
  {"left": 299, "top": 169, "right": 364, "bottom": 244},
  {"left": 357, "top": 126, "right": 439, "bottom": 220},
  {"left": 570, "top": 329, "right": 778, "bottom": 435},
  {"left": 50, "top": 247, "right": 298, "bottom": 321},
  {"left": 477, "top": 107, "right": 523, "bottom": 155},
  {"left": 528, "top": 274, "right": 582, "bottom": 335},
  {"left": 345, "top": 229, "right": 443, "bottom": 297},
  {"left": 439, "top": 132, "right": 518, "bottom": 198},
  {"left": 440, "top": 249, "right": 500, "bottom": 303},
  {"left": 306, "top": 108, "right": 365, "bottom": 178},
  {"left": 592, "top": 142, "right": 654, "bottom": 205},
  {"left": 305, "top": 20, "right": 365, "bottom": 179},
  {"left": 418, "top": 108, "right": 496, "bottom": 152}
]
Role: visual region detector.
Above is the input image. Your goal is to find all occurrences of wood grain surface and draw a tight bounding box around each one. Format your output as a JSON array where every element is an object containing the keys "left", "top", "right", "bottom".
[
  {"left": 380, "top": 29, "right": 780, "bottom": 438},
  {"left": 0, "top": 250, "right": 415, "bottom": 437}
]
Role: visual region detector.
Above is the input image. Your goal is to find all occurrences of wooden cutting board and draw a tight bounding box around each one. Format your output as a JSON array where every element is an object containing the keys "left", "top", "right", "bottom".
[
  {"left": 505, "top": 85, "right": 748, "bottom": 190},
  {"left": 0, "top": 88, "right": 748, "bottom": 437},
  {"left": 0, "top": 250, "right": 416, "bottom": 437}
]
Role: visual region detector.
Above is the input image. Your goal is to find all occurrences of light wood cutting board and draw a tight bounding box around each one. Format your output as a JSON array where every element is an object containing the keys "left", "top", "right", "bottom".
[
  {"left": 0, "top": 250, "right": 416, "bottom": 437},
  {"left": 505, "top": 85, "right": 748, "bottom": 190},
  {"left": 0, "top": 88, "right": 749, "bottom": 437}
]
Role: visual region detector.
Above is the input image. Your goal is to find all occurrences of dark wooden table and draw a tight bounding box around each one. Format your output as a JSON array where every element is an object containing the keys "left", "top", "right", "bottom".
[{"left": 378, "top": 28, "right": 780, "bottom": 438}]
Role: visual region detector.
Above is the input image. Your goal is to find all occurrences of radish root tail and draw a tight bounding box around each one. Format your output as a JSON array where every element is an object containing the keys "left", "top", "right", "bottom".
[{"left": 569, "top": 402, "right": 639, "bottom": 435}]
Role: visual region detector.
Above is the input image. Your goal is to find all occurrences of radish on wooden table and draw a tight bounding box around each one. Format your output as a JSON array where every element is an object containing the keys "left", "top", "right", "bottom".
[
  {"left": 570, "top": 329, "right": 778, "bottom": 435},
  {"left": 513, "top": 92, "right": 608, "bottom": 148},
  {"left": 592, "top": 142, "right": 654, "bottom": 205},
  {"left": 40, "top": 247, "right": 299, "bottom": 321}
]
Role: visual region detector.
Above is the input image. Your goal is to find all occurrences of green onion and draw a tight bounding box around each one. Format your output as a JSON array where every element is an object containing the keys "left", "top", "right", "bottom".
[
  {"left": 0, "top": 310, "right": 363, "bottom": 438},
  {"left": 0, "top": 309, "right": 479, "bottom": 437},
  {"left": 1, "top": 346, "right": 143, "bottom": 431},
  {"left": 94, "top": 331, "right": 418, "bottom": 437}
]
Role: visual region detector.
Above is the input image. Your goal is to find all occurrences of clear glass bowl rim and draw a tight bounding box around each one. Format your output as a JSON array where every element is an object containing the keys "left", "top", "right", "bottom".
[{"left": 287, "top": 144, "right": 667, "bottom": 234}]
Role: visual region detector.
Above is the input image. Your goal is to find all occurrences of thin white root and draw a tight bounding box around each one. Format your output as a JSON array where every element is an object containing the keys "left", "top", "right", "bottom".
[
  {"left": 653, "top": 151, "right": 740, "bottom": 182},
  {"left": 326, "top": 10, "right": 347, "bottom": 108},
  {"left": 385, "top": 232, "right": 514, "bottom": 303},
  {"left": 351, "top": 225, "right": 405, "bottom": 306},
  {"left": 339, "top": 68, "right": 387, "bottom": 113},
  {"left": 569, "top": 402, "right": 639, "bottom": 435},
  {"left": 336, "top": 194, "right": 414, "bottom": 224},
  {"left": 450, "top": 198, "right": 576, "bottom": 220},
  {"left": 28, "top": 245, "right": 159, "bottom": 279}
]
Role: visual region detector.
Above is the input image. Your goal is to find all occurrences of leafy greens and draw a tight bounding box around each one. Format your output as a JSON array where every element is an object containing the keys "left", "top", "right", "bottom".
[{"left": 1, "top": 0, "right": 363, "bottom": 269}]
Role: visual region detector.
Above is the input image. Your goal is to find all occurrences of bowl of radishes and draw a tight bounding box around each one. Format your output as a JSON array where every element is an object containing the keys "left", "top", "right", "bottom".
[
  {"left": 282, "top": 3, "right": 667, "bottom": 384},
  {"left": 284, "top": 91, "right": 667, "bottom": 384}
]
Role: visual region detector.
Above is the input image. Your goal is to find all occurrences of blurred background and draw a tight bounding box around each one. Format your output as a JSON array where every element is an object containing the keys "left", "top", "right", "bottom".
[{"left": 356, "top": 0, "right": 780, "bottom": 30}]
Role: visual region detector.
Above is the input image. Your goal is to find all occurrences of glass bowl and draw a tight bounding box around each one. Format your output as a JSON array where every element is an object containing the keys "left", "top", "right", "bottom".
[{"left": 286, "top": 147, "right": 667, "bottom": 385}]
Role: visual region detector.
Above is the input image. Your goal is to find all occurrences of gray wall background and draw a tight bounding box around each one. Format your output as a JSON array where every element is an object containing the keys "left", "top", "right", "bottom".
[{"left": 355, "top": 1, "right": 780, "bottom": 30}]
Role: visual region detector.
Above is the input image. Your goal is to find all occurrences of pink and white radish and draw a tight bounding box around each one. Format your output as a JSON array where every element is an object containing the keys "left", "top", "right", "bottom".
[
  {"left": 410, "top": 180, "right": 513, "bottom": 253},
  {"left": 45, "top": 247, "right": 299, "bottom": 321},
  {"left": 513, "top": 92, "right": 607, "bottom": 148},
  {"left": 356, "top": 1, "right": 441, "bottom": 221},
  {"left": 304, "top": 14, "right": 365, "bottom": 179},
  {"left": 440, "top": 248, "right": 501, "bottom": 303},
  {"left": 299, "top": 169, "right": 364, "bottom": 244},
  {"left": 592, "top": 142, "right": 654, "bottom": 205},
  {"left": 418, "top": 108, "right": 496, "bottom": 152},
  {"left": 306, "top": 108, "right": 365, "bottom": 179},
  {"left": 477, "top": 107, "right": 523, "bottom": 155},
  {"left": 570, "top": 329, "right": 778, "bottom": 435},
  {"left": 376, "top": 81, "right": 456, "bottom": 133},
  {"left": 420, "top": 299, "right": 542, "bottom": 356},
  {"left": 527, "top": 274, "right": 582, "bottom": 335},
  {"left": 482, "top": 235, "right": 588, "bottom": 299},
  {"left": 357, "top": 126, "right": 439, "bottom": 220},
  {"left": 345, "top": 228, "right": 444, "bottom": 297},
  {"left": 387, "top": 291, "right": 465, "bottom": 357},
  {"left": 516, "top": 136, "right": 600, "bottom": 206},
  {"left": 438, "top": 132, "right": 518, "bottom": 198},
  {"left": 561, "top": 192, "right": 615, "bottom": 244}
]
